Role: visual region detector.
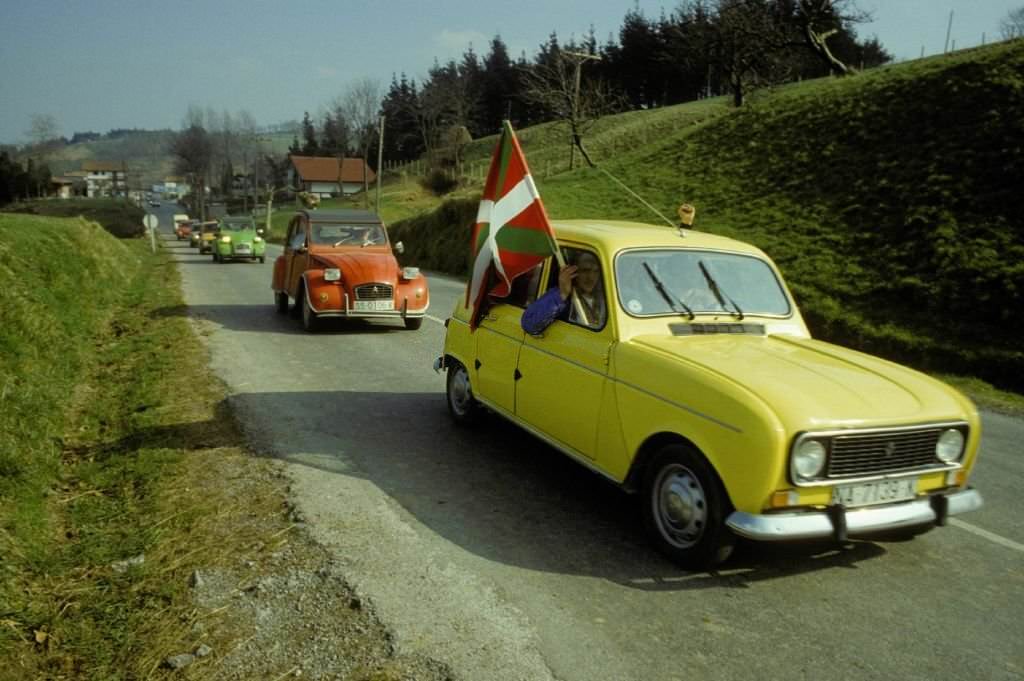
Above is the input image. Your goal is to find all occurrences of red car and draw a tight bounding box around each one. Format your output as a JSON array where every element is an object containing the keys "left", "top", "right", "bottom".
[{"left": 271, "top": 209, "right": 429, "bottom": 331}]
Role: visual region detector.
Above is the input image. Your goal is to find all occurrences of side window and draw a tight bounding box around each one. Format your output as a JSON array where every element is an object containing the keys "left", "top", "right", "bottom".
[
  {"left": 503, "top": 262, "right": 545, "bottom": 308},
  {"left": 546, "top": 247, "right": 607, "bottom": 331},
  {"left": 289, "top": 220, "right": 307, "bottom": 250}
]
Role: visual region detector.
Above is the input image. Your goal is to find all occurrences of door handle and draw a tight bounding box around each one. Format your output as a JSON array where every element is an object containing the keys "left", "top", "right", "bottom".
[
  {"left": 514, "top": 369, "right": 522, "bottom": 381},
  {"left": 474, "top": 359, "right": 481, "bottom": 370}
]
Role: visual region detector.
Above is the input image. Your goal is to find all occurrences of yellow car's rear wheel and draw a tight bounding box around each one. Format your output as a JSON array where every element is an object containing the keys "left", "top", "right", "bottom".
[{"left": 445, "top": 360, "right": 480, "bottom": 426}]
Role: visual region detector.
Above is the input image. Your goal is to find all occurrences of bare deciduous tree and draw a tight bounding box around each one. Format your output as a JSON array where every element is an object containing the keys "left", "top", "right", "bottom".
[
  {"left": 26, "top": 113, "right": 61, "bottom": 147},
  {"left": 709, "top": 0, "right": 791, "bottom": 107},
  {"left": 1000, "top": 6, "right": 1024, "bottom": 39},
  {"left": 341, "top": 78, "right": 383, "bottom": 203},
  {"left": 520, "top": 51, "right": 621, "bottom": 168},
  {"left": 171, "top": 121, "right": 213, "bottom": 220},
  {"left": 795, "top": 0, "right": 870, "bottom": 76}
]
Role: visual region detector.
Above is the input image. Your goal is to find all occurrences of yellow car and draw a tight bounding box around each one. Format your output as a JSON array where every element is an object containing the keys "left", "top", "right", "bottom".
[{"left": 434, "top": 219, "right": 983, "bottom": 569}]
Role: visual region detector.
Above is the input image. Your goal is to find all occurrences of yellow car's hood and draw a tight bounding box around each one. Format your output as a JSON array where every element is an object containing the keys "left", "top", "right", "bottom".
[{"left": 629, "top": 333, "right": 968, "bottom": 428}]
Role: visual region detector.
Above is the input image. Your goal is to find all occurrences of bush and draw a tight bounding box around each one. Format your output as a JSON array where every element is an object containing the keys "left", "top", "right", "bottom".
[
  {"left": 420, "top": 169, "right": 459, "bottom": 197},
  {"left": 1, "top": 199, "right": 145, "bottom": 238}
]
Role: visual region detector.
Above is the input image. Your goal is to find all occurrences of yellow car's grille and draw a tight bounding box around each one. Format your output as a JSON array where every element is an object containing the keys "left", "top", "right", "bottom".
[{"left": 826, "top": 428, "right": 948, "bottom": 478}]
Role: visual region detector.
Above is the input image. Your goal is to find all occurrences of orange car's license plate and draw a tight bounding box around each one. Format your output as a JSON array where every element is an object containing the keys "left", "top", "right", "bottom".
[{"left": 354, "top": 300, "right": 393, "bottom": 311}]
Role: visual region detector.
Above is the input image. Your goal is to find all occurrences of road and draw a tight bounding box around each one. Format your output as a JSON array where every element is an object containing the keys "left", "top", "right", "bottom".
[{"left": 152, "top": 206, "right": 1023, "bottom": 681}]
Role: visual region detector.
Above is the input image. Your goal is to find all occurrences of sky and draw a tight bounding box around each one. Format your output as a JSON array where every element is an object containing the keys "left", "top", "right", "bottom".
[{"left": 0, "top": 0, "right": 1019, "bottom": 144}]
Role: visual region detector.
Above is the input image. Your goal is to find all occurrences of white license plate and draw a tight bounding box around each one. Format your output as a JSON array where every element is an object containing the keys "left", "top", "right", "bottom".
[
  {"left": 235, "top": 244, "right": 251, "bottom": 253},
  {"left": 831, "top": 478, "right": 917, "bottom": 508},
  {"left": 354, "top": 300, "right": 393, "bottom": 311}
]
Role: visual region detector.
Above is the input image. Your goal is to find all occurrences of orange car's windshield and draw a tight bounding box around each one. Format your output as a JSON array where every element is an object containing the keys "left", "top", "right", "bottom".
[{"left": 310, "top": 223, "right": 385, "bottom": 246}]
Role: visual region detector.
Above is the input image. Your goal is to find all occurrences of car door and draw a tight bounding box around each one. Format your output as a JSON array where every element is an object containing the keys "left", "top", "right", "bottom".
[
  {"left": 285, "top": 217, "right": 309, "bottom": 297},
  {"left": 515, "top": 247, "right": 613, "bottom": 458},
  {"left": 472, "top": 265, "right": 544, "bottom": 416}
]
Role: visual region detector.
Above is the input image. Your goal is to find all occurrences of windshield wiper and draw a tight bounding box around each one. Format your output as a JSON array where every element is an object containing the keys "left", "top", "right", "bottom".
[
  {"left": 698, "top": 260, "right": 744, "bottom": 320},
  {"left": 643, "top": 261, "right": 694, "bottom": 320}
]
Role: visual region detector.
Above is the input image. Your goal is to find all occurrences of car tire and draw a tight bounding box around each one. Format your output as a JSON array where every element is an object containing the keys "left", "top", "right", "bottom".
[
  {"left": 640, "top": 444, "right": 735, "bottom": 571},
  {"left": 445, "top": 360, "right": 481, "bottom": 426},
  {"left": 275, "top": 291, "right": 289, "bottom": 314},
  {"left": 404, "top": 317, "right": 423, "bottom": 330},
  {"left": 301, "top": 291, "right": 319, "bottom": 332},
  {"left": 259, "top": 256, "right": 265, "bottom": 264}
]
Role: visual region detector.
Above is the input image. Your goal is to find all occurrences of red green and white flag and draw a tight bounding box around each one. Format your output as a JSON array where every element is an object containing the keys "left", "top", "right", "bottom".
[{"left": 466, "top": 121, "right": 558, "bottom": 330}]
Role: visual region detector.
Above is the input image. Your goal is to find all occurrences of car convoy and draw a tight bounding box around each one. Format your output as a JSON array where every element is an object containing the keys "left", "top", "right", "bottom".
[{"left": 170, "top": 205, "right": 983, "bottom": 570}]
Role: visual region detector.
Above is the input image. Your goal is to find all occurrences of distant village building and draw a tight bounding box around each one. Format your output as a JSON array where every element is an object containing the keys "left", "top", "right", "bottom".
[
  {"left": 82, "top": 161, "right": 128, "bottom": 198},
  {"left": 152, "top": 176, "right": 186, "bottom": 198},
  {"left": 49, "top": 176, "right": 77, "bottom": 199},
  {"left": 287, "top": 155, "right": 376, "bottom": 198}
]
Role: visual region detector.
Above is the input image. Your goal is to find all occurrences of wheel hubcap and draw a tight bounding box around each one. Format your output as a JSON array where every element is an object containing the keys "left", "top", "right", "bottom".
[
  {"left": 450, "top": 368, "right": 471, "bottom": 415},
  {"left": 654, "top": 464, "right": 707, "bottom": 549}
]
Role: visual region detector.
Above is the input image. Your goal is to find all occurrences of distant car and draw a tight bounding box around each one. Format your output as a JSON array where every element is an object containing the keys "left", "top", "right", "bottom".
[
  {"left": 214, "top": 216, "right": 266, "bottom": 263},
  {"left": 173, "top": 214, "right": 192, "bottom": 240},
  {"left": 189, "top": 223, "right": 203, "bottom": 248},
  {"left": 271, "top": 209, "right": 429, "bottom": 331},
  {"left": 434, "top": 218, "right": 983, "bottom": 569},
  {"left": 197, "top": 221, "right": 218, "bottom": 254},
  {"left": 149, "top": 200, "right": 161, "bottom": 207}
]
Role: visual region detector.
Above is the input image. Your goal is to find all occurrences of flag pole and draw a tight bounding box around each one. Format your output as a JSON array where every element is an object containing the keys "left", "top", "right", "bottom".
[
  {"left": 540, "top": 196, "right": 589, "bottom": 327},
  {"left": 505, "top": 117, "right": 591, "bottom": 327}
]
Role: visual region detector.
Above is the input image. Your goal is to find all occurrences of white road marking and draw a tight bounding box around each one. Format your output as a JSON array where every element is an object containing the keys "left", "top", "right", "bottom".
[
  {"left": 426, "top": 314, "right": 446, "bottom": 325},
  {"left": 949, "top": 518, "right": 1024, "bottom": 552}
]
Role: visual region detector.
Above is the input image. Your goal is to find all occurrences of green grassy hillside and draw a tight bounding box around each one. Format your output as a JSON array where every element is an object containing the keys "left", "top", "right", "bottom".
[{"left": 392, "top": 40, "right": 1024, "bottom": 392}]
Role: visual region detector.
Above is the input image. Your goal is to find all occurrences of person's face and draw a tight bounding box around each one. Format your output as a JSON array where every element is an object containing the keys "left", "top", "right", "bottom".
[{"left": 575, "top": 255, "right": 600, "bottom": 295}]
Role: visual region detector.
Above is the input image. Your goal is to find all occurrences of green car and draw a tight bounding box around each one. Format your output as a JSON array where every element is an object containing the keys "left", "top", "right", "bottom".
[{"left": 214, "top": 216, "right": 266, "bottom": 263}]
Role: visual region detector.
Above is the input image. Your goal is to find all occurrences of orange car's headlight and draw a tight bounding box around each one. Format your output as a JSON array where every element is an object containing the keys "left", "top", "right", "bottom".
[{"left": 323, "top": 268, "right": 341, "bottom": 282}]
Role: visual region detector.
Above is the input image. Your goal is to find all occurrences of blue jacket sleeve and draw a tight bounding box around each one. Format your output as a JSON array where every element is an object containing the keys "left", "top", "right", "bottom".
[{"left": 521, "top": 287, "right": 568, "bottom": 335}]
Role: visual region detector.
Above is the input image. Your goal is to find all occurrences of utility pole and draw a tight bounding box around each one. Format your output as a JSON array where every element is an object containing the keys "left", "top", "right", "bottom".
[
  {"left": 376, "top": 115, "right": 385, "bottom": 215},
  {"left": 944, "top": 10, "right": 954, "bottom": 54}
]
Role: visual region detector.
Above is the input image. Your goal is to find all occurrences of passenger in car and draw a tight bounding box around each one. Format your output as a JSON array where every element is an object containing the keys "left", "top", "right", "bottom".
[{"left": 521, "top": 251, "right": 605, "bottom": 335}]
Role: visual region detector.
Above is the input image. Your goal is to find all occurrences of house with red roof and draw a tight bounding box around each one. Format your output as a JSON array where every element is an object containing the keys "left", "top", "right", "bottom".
[{"left": 287, "top": 155, "right": 376, "bottom": 198}]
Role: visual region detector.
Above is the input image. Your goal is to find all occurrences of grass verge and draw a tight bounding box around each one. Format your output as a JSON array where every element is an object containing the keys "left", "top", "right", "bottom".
[{"left": 0, "top": 216, "right": 448, "bottom": 680}]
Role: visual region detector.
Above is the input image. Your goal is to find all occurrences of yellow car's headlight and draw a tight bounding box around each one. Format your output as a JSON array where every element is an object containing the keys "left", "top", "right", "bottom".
[
  {"left": 791, "top": 439, "right": 827, "bottom": 481},
  {"left": 936, "top": 429, "right": 965, "bottom": 463}
]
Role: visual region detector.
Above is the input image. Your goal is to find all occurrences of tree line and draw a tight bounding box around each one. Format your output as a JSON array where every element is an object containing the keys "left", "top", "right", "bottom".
[
  {"left": 0, "top": 152, "right": 52, "bottom": 205},
  {"left": 294, "top": 0, "right": 891, "bottom": 170}
]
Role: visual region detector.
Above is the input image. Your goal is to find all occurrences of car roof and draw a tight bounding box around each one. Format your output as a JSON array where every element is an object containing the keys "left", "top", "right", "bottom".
[
  {"left": 299, "top": 209, "right": 382, "bottom": 224},
  {"left": 549, "top": 219, "right": 768, "bottom": 257}
]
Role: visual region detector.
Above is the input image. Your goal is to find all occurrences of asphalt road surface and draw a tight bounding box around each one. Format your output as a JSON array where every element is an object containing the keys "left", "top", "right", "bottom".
[{"left": 152, "top": 205, "right": 1023, "bottom": 681}]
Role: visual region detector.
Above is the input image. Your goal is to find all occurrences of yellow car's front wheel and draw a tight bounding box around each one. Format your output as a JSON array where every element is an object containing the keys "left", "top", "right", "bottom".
[{"left": 641, "top": 444, "right": 735, "bottom": 570}]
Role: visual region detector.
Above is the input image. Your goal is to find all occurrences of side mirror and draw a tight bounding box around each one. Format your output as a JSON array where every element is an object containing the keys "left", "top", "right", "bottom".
[
  {"left": 297, "top": 245, "right": 308, "bottom": 254},
  {"left": 394, "top": 241, "right": 404, "bottom": 255}
]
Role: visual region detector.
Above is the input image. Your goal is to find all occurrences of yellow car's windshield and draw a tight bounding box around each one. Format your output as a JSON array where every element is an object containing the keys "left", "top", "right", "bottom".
[{"left": 615, "top": 249, "right": 791, "bottom": 317}]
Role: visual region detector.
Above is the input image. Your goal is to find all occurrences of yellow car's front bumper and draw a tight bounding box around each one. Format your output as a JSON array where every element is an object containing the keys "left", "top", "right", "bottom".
[{"left": 726, "top": 487, "right": 983, "bottom": 541}]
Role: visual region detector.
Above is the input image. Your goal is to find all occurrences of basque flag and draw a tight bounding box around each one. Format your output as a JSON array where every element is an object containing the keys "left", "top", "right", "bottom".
[{"left": 466, "top": 121, "right": 559, "bottom": 330}]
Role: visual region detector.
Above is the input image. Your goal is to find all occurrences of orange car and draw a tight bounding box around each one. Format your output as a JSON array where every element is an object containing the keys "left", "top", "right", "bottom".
[
  {"left": 174, "top": 215, "right": 193, "bottom": 240},
  {"left": 271, "top": 209, "right": 429, "bottom": 331}
]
